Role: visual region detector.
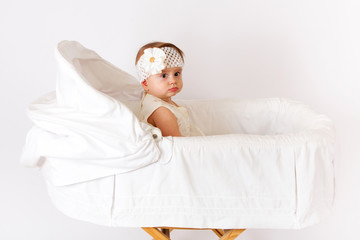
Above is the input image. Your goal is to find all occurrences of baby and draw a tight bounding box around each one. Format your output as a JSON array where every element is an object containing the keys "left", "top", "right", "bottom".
[{"left": 135, "top": 42, "right": 203, "bottom": 137}]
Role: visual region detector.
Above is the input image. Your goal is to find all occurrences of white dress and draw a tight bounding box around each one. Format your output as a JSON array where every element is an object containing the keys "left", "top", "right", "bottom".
[{"left": 138, "top": 93, "right": 204, "bottom": 137}]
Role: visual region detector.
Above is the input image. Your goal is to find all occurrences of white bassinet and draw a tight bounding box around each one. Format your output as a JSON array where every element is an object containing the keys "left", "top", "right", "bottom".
[{"left": 21, "top": 41, "right": 335, "bottom": 238}]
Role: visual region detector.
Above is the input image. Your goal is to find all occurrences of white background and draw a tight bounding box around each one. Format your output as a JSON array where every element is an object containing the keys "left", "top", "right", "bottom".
[{"left": 1, "top": 0, "right": 359, "bottom": 239}]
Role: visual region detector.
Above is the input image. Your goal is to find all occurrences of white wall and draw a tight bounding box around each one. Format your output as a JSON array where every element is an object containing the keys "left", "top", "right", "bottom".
[{"left": 1, "top": 0, "right": 359, "bottom": 239}]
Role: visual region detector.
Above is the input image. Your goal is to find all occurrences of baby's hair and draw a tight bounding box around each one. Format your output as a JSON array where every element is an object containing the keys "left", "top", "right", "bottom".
[{"left": 135, "top": 42, "right": 185, "bottom": 65}]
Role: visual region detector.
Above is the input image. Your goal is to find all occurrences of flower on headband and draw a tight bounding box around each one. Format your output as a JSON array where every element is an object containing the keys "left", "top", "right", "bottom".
[{"left": 141, "top": 48, "right": 166, "bottom": 75}]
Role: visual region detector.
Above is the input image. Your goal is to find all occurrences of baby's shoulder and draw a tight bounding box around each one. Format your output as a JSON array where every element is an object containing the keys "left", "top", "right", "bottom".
[
  {"left": 139, "top": 94, "right": 171, "bottom": 120},
  {"left": 141, "top": 94, "right": 165, "bottom": 109}
]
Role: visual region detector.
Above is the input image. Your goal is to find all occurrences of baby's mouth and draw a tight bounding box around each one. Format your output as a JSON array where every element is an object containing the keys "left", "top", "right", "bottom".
[{"left": 168, "top": 87, "right": 178, "bottom": 92}]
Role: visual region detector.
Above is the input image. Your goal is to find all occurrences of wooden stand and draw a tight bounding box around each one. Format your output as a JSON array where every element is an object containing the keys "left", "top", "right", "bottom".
[{"left": 142, "top": 227, "right": 246, "bottom": 240}]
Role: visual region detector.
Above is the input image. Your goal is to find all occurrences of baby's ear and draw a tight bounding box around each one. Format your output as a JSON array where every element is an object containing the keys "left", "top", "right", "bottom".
[
  {"left": 142, "top": 80, "right": 148, "bottom": 87},
  {"left": 141, "top": 80, "right": 149, "bottom": 92}
]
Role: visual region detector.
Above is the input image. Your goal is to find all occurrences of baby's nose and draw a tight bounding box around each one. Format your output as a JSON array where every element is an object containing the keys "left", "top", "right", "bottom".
[{"left": 168, "top": 75, "right": 176, "bottom": 83}]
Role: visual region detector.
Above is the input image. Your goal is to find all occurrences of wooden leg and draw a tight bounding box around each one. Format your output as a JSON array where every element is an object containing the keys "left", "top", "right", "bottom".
[
  {"left": 161, "top": 228, "right": 170, "bottom": 237},
  {"left": 142, "top": 227, "right": 170, "bottom": 240},
  {"left": 142, "top": 227, "right": 245, "bottom": 240},
  {"left": 212, "top": 229, "right": 225, "bottom": 237},
  {"left": 219, "top": 229, "right": 246, "bottom": 240}
]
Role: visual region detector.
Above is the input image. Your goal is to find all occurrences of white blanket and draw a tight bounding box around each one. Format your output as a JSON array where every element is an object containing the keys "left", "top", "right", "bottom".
[{"left": 21, "top": 41, "right": 335, "bottom": 229}]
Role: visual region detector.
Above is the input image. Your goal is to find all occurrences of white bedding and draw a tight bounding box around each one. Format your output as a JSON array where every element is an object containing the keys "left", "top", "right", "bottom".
[{"left": 21, "top": 41, "right": 335, "bottom": 229}]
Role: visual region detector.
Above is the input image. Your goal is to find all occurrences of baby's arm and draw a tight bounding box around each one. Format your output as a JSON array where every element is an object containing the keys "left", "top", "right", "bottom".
[{"left": 147, "top": 107, "right": 182, "bottom": 137}]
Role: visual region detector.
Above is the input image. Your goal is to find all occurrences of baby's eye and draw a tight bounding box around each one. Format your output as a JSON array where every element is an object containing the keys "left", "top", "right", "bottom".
[
  {"left": 161, "top": 73, "right": 167, "bottom": 78},
  {"left": 175, "top": 72, "right": 181, "bottom": 76}
]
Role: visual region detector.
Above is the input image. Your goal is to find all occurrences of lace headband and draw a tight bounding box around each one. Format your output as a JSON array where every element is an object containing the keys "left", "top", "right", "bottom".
[{"left": 136, "top": 47, "right": 184, "bottom": 82}]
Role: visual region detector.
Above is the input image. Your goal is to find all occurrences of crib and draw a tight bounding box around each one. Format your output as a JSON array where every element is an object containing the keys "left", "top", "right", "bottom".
[{"left": 21, "top": 41, "right": 335, "bottom": 240}]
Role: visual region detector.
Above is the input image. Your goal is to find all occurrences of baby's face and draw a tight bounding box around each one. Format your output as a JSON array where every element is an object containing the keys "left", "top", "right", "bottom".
[{"left": 143, "top": 67, "right": 183, "bottom": 102}]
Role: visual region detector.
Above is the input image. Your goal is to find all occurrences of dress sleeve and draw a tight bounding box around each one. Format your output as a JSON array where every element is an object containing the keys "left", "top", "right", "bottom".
[{"left": 139, "top": 94, "right": 166, "bottom": 122}]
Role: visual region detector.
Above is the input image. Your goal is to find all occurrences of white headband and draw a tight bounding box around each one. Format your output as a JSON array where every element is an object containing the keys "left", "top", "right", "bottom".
[{"left": 136, "top": 47, "right": 184, "bottom": 82}]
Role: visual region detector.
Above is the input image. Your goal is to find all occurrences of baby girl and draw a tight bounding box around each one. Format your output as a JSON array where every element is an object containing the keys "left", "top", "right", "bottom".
[{"left": 135, "top": 42, "right": 203, "bottom": 137}]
